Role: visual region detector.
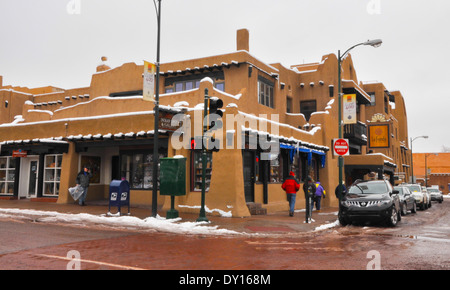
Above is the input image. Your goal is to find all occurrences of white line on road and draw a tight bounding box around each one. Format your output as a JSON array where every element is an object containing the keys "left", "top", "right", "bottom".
[{"left": 35, "top": 254, "right": 146, "bottom": 270}]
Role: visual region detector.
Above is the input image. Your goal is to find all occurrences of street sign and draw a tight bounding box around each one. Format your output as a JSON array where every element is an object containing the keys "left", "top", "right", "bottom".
[{"left": 334, "top": 138, "right": 349, "bottom": 156}]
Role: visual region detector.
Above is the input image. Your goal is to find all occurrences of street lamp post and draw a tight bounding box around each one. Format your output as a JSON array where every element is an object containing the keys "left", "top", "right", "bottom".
[
  {"left": 410, "top": 135, "right": 428, "bottom": 184},
  {"left": 152, "top": 0, "right": 162, "bottom": 217},
  {"left": 337, "top": 39, "right": 382, "bottom": 200},
  {"left": 424, "top": 153, "right": 438, "bottom": 188}
]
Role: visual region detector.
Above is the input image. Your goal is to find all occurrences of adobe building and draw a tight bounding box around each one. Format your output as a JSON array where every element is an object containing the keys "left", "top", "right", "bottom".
[
  {"left": 413, "top": 152, "right": 450, "bottom": 194},
  {"left": 0, "top": 29, "right": 412, "bottom": 217}
]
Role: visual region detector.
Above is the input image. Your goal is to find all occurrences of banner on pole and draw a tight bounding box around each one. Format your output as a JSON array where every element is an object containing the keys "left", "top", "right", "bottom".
[
  {"left": 343, "top": 94, "right": 357, "bottom": 124},
  {"left": 143, "top": 61, "right": 156, "bottom": 102}
]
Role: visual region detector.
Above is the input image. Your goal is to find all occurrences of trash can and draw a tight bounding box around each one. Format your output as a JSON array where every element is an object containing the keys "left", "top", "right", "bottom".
[{"left": 108, "top": 179, "right": 130, "bottom": 216}]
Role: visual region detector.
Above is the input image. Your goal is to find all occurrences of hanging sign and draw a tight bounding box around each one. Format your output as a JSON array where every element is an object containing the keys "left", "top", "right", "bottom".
[
  {"left": 143, "top": 60, "right": 156, "bottom": 102},
  {"left": 343, "top": 94, "right": 357, "bottom": 124}
]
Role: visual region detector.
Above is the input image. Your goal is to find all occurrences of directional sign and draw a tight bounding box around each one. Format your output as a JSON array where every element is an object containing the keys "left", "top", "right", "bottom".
[{"left": 334, "top": 138, "right": 349, "bottom": 156}]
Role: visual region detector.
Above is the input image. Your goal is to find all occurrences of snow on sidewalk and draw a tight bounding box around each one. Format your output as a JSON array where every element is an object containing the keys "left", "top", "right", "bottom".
[
  {"left": 0, "top": 208, "right": 240, "bottom": 236},
  {"left": 0, "top": 207, "right": 341, "bottom": 236}
]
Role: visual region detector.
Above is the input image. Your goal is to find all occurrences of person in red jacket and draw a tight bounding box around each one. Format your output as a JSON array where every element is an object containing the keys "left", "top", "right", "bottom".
[{"left": 282, "top": 171, "right": 300, "bottom": 216}]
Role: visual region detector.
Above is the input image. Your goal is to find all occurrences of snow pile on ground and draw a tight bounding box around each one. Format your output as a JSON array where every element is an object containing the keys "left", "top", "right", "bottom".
[
  {"left": 314, "top": 219, "right": 340, "bottom": 232},
  {"left": 0, "top": 208, "right": 240, "bottom": 236},
  {"left": 178, "top": 205, "right": 232, "bottom": 217}
]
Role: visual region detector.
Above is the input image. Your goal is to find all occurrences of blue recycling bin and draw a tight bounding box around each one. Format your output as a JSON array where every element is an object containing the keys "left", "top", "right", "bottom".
[{"left": 108, "top": 180, "right": 130, "bottom": 215}]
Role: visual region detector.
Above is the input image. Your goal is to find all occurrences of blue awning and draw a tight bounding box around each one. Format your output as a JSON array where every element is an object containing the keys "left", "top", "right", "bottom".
[{"left": 280, "top": 143, "right": 326, "bottom": 168}]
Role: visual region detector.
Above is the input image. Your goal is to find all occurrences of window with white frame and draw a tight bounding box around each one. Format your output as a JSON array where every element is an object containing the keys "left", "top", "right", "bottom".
[
  {"left": 0, "top": 156, "right": 16, "bottom": 195},
  {"left": 258, "top": 76, "right": 274, "bottom": 108},
  {"left": 43, "top": 154, "right": 62, "bottom": 196}
]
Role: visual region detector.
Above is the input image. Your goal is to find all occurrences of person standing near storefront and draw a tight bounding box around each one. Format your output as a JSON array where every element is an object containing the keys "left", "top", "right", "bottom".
[
  {"left": 282, "top": 171, "right": 300, "bottom": 217},
  {"left": 303, "top": 176, "right": 316, "bottom": 223},
  {"left": 76, "top": 166, "right": 92, "bottom": 206}
]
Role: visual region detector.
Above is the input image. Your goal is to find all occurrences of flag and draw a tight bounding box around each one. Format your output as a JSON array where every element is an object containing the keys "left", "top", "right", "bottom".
[{"left": 143, "top": 61, "right": 156, "bottom": 102}]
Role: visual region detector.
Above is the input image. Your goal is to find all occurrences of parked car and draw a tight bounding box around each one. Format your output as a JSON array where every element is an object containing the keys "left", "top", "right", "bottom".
[
  {"left": 427, "top": 187, "right": 444, "bottom": 203},
  {"left": 404, "top": 184, "right": 427, "bottom": 210},
  {"left": 394, "top": 186, "right": 417, "bottom": 215},
  {"left": 339, "top": 180, "right": 401, "bottom": 227}
]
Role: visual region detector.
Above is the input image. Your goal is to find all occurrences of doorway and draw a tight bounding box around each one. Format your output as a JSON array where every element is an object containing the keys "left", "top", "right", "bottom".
[
  {"left": 19, "top": 157, "right": 39, "bottom": 199},
  {"left": 243, "top": 151, "right": 255, "bottom": 202}
]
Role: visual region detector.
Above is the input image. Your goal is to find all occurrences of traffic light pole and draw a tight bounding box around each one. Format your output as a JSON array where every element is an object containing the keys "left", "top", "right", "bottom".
[{"left": 197, "top": 88, "right": 209, "bottom": 222}]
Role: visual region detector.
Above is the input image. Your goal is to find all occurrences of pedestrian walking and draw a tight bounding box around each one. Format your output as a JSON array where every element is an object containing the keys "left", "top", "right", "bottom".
[
  {"left": 282, "top": 171, "right": 300, "bottom": 216},
  {"left": 76, "top": 166, "right": 92, "bottom": 206},
  {"left": 311, "top": 180, "right": 326, "bottom": 212},
  {"left": 303, "top": 176, "right": 316, "bottom": 223}
]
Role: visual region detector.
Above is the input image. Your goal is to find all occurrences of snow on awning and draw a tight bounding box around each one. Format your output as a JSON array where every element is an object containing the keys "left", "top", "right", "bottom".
[
  {"left": 0, "top": 137, "right": 69, "bottom": 155},
  {"left": 342, "top": 79, "right": 371, "bottom": 104}
]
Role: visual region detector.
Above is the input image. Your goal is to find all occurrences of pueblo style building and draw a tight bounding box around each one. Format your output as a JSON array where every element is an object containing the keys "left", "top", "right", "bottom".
[{"left": 0, "top": 29, "right": 412, "bottom": 217}]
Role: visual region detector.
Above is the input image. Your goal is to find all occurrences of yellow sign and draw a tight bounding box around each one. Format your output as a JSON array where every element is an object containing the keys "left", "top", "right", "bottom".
[
  {"left": 368, "top": 124, "right": 390, "bottom": 148},
  {"left": 143, "top": 61, "right": 156, "bottom": 102}
]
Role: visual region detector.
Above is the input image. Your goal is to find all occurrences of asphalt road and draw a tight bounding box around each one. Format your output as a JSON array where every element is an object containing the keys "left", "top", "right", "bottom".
[{"left": 0, "top": 200, "right": 449, "bottom": 271}]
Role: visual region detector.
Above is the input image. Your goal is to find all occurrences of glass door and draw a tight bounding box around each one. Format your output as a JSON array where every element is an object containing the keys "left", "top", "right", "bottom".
[{"left": 27, "top": 160, "right": 39, "bottom": 198}]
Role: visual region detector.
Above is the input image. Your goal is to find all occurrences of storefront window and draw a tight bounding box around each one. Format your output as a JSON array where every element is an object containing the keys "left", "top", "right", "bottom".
[
  {"left": 291, "top": 153, "right": 302, "bottom": 181},
  {"left": 43, "top": 154, "right": 62, "bottom": 196},
  {"left": 0, "top": 156, "right": 16, "bottom": 195},
  {"left": 120, "top": 151, "right": 166, "bottom": 190},
  {"left": 269, "top": 153, "right": 283, "bottom": 183}
]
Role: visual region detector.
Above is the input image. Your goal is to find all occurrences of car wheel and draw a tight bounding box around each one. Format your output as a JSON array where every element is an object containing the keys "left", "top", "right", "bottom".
[
  {"left": 387, "top": 206, "right": 398, "bottom": 227},
  {"left": 411, "top": 202, "right": 417, "bottom": 213},
  {"left": 401, "top": 202, "right": 408, "bottom": 216},
  {"left": 338, "top": 213, "right": 349, "bottom": 226}
]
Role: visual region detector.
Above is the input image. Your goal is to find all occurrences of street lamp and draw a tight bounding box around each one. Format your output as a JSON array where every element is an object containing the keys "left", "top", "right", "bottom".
[
  {"left": 424, "top": 153, "right": 437, "bottom": 188},
  {"left": 337, "top": 39, "right": 382, "bottom": 199},
  {"left": 410, "top": 135, "right": 428, "bottom": 184},
  {"left": 151, "top": 0, "right": 162, "bottom": 217}
]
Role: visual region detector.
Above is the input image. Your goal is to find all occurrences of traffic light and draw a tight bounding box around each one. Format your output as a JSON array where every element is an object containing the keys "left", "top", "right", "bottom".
[
  {"left": 190, "top": 136, "right": 203, "bottom": 150},
  {"left": 207, "top": 97, "right": 224, "bottom": 130}
]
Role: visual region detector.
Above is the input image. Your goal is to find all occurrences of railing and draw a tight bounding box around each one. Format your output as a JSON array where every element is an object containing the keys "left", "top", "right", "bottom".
[{"left": 344, "top": 122, "right": 367, "bottom": 145}]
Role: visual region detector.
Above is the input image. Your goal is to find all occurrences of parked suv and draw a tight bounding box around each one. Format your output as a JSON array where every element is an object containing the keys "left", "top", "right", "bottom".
[
  {"left": 404, "top": 184, "right": 427, "bottom": 210},
  {"left": 427, "top": 187, "right": 444, "bottom": 203},
  {"left": 339, "top": 180, "right": 401, "bottom": 227}
]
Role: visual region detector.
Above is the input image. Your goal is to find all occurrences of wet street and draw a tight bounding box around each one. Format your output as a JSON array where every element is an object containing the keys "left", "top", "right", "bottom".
[{"left": 0, "top": 200, "right": 449, "bottom": 271}]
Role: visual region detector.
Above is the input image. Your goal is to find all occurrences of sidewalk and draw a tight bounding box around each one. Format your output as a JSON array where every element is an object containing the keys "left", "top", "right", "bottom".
[{"left": 0, "top": 199, "right": 340, "bottom": 236}]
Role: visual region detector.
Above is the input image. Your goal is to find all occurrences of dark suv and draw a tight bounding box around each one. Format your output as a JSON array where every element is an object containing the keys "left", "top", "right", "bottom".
[{"left": 339, "top": 179, "right": 401, "bottom": 227}]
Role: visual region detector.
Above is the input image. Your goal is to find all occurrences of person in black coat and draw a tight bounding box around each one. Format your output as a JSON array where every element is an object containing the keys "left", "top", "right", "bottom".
[
  {"left": 303, "top": 176, "right": 316, "bottom": 223},
  {"left": 75, "top": 166, "right": 92, "bottom": 206}
]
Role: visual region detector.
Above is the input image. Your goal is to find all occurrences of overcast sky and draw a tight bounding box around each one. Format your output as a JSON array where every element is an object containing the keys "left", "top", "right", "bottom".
[{"left": 0, "top": 0, "right": 449, "bottom": 153}]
